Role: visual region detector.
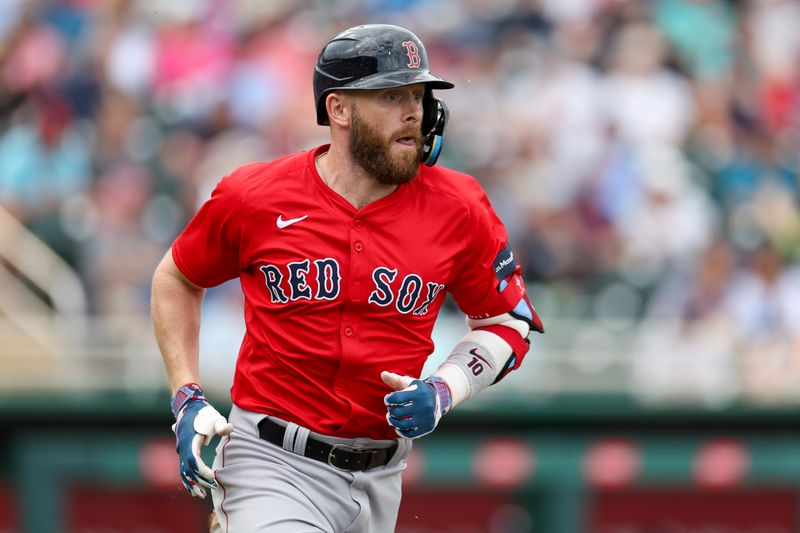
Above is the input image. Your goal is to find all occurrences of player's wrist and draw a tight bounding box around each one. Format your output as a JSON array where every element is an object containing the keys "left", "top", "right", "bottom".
[
  {"left": 431, "top": 365, "right": 469, "bottom": 408},
  {"left": 423, "top": 375, "right": 453, "bottom": 416},
  {"left": 170, "top": 382, "right": 206, "bottom": 417}
]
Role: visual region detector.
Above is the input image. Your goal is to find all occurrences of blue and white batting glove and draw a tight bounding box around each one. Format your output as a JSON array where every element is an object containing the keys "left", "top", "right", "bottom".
[
  {"left": 382, "top": 371, "right": 453, "bottom": 439},
  {"left": 171, "top": 383, "right": 233, "bottom": 498}
]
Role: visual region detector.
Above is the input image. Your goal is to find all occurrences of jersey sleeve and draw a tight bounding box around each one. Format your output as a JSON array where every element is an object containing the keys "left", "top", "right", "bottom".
[
  {"left": 171, "top": 171, "right": 246, "bottom": 288},
  {"left": 449, "top": 179, "right": 542, "bottom": 332}
]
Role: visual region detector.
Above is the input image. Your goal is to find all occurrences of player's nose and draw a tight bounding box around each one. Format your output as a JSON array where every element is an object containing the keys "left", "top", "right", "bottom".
[
  {"left": 402, "top": 94, "right": 422, "bottom": 124},
  {"left": 405, "top": 103, "right": 422, "bottom": 123}
]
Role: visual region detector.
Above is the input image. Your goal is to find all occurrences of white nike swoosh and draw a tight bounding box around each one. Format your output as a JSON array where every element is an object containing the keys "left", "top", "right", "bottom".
[{"left": 276, "top": 214, "right": 308, "bottom": 229}]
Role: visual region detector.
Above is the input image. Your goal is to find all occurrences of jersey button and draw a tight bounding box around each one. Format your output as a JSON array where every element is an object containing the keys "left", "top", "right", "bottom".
[
  {"left": 344, "top": 327, "right": 353, "bottom": 337},
  {"left": 353, "top": 219, "right": 364, "bottom": 229},
  {"left": 354, "top": 242, "right": 364, "bottom": 253}
]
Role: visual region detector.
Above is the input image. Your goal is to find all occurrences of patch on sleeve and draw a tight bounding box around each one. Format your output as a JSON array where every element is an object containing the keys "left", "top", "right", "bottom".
[{"left": 493, "top": 245, "right": 517, "bottom": 282}]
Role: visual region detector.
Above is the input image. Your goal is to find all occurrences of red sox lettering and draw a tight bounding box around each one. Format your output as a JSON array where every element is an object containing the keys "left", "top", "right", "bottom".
[
  {"left": 368, "top": 266, "right": 445, "bottom": 315},
  {"left": 259, "top": 258, "right": 341, "bottom": 303},
  {"left": 259, "top": 259, "right": 445, "bottom": 316}
]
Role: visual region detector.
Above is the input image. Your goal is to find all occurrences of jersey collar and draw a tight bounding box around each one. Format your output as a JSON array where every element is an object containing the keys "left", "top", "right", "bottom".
[{"left": 307, "top": 144, "right": 414, "bottom": 219}]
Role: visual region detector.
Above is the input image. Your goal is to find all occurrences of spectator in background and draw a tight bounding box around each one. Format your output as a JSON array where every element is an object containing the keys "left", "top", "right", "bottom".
[
  {"left": 602, "top": 21, "right": 694, "bottom": 149},
  {"left": 82, "top": 162, "right": 161, "bottom": 314},
  {"left": 724, "top": 242, "right": 800, "bottom": 344},
  {"left": 526, "top": 20, "right": 607, "bottom": 211},
  {"left": 150, "top": 9, "right": 234, "bottom": 125},
  {"left": 614, "top": 146, "right": 719, "bottom": 281},
  {"left": 746, "top": 0, "right": 800, "bottom": 135},
  {"left": 0, "top": 92, "right": 91, "bottom": 267},
  {"left": 634, "top": 240, "right": 740, "bottom": 405},
  {"left": 727, "top": 242, "right": 800, "bottom": 403}
]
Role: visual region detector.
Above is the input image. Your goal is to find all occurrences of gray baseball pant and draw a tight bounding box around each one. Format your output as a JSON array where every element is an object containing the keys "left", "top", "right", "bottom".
[{"left": 211, "top": 405, "right": 412, "bottom": 532}]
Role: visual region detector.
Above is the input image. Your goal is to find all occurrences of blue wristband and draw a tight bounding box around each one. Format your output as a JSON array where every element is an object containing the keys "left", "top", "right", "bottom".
[
  {"left": 171, "top": 383, "right": 205, "bottom": 417},
  {"left": 424, "top": 376, "right": 453, "bottom": 415}
]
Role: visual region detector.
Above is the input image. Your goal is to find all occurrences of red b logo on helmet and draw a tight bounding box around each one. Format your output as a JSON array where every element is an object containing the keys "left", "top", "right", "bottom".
[{"left": 402, "top": 41, "right": 421, "bottom": 68}]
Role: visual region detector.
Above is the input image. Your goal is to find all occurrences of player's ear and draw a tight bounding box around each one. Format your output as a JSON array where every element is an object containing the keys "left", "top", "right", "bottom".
[{"left": 326, "top": 91, "right": 352, "bottom": 127}]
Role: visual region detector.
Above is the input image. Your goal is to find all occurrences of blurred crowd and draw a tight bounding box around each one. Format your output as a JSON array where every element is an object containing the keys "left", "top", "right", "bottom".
[{"left": 0, "top": 0, "right": 798, "bottom": 404}]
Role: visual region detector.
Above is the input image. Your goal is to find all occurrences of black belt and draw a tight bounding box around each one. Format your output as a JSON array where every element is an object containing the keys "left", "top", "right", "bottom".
[{"left": 257, "top": 418, "right": 397, "bottom": 472}]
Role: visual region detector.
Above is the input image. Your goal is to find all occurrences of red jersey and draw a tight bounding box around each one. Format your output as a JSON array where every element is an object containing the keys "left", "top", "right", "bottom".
[{"left": 173, "top": 145, "right": 523, "bottom": 439}]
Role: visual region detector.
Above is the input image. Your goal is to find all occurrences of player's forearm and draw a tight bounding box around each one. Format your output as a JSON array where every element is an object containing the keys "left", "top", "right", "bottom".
[
  {"left": 433, "top": 317, "right": 532, "bottom": 408},
  {"left": 432, "top": 330, "right": 511, "bottom": 407},
  {"left": 151, "top": 251, "right": 205, "bottom": 394}
]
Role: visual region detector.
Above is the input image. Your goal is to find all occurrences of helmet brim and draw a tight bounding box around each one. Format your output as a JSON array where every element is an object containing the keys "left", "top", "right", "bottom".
[{"left": 345, "top": 70, "right": 454, "bottom": 91}]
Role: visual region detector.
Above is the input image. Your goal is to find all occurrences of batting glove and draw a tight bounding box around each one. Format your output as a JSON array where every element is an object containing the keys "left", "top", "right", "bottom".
[
  {"left": 171, "top": 383, "right": 233, "bottom": 498},
  {"left": 382, "top": 371, "right": 453, "bottom": 439}
]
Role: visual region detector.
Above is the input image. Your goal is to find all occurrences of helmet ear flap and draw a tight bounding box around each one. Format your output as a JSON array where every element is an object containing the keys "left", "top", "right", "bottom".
[{"left": 421, "top": 91, "right": 449, "bottom": 167}]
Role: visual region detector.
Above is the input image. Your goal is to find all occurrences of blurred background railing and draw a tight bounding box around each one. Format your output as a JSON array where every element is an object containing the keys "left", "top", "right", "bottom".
[{"left": 1, "top": 0, "right": 799, "bottom": 531}]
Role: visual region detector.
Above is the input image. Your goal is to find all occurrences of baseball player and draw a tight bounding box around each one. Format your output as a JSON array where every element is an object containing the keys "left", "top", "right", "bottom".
[{"left": 151, "top": 24, "right": 543, "bottom": 532}]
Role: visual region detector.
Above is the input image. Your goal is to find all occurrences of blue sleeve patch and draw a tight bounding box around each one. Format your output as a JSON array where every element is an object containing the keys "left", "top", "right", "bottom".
[{"left": 493, "top": 245, "right": 516, "bottom": 282}]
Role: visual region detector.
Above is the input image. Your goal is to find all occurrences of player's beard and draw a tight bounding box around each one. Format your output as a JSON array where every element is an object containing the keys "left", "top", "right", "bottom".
[{"left": 349, "top": 106, "right": 422, "bottom": 186}]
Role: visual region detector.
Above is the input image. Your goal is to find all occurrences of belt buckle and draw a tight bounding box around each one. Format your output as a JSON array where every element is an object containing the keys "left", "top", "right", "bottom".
[{"left": 327, "top": 443, "right": 359, "bottom": 470}]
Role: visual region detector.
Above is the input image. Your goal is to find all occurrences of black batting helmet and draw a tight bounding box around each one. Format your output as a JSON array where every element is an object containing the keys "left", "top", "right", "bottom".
[{"left": 313, "top": 24, "right": 454, "bottom": 166}]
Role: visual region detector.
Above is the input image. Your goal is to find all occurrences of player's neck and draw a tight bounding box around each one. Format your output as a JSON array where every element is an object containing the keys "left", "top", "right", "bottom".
[{"left": 316, "top": 146, "right": 398, "bottom": 210}]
